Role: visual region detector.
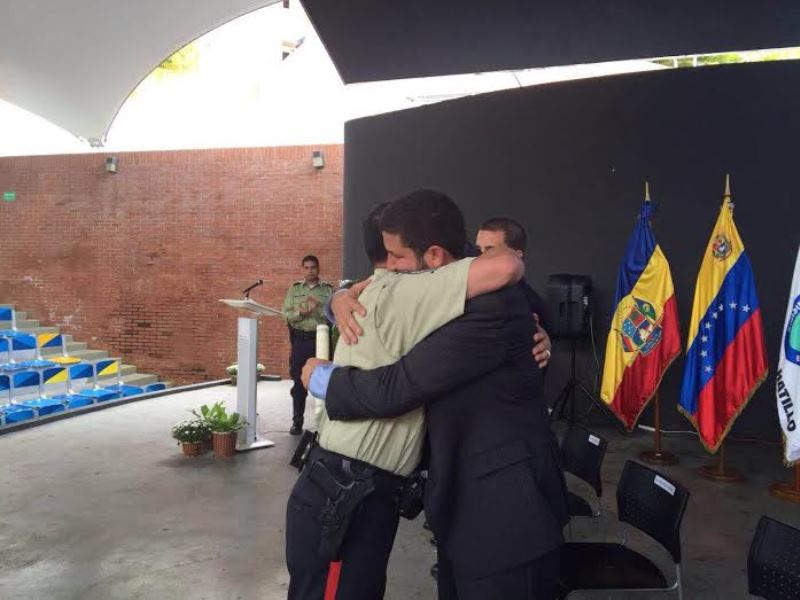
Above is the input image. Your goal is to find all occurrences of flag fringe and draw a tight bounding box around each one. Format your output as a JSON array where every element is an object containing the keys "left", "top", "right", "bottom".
[
  {"left": 678, "top": 368, "right": 769, "bottom": 454},
  {"left": 780, "top": 429, "right": 800, "bottom": 468}
]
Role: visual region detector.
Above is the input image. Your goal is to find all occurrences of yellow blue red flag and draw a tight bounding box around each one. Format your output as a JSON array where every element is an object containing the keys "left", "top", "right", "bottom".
[
  {"left": 601, "top": 199, "right": 681, "bottom": 430},
  {"left": 678, "top": 193, "right": 768, "bottom": 452}
]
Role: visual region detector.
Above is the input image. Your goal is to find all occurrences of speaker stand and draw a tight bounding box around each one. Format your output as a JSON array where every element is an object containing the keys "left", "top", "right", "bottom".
[{"left": 550, "top": 338, "right": 624, "bottom": 432}]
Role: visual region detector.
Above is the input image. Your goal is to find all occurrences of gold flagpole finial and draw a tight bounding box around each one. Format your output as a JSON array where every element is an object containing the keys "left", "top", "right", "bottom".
[
  {"left": 645, "top": 180, "right": 651, "bottom": 202},
  {"left": 724, "top": 173, "right": 732, "bottom": 201}
]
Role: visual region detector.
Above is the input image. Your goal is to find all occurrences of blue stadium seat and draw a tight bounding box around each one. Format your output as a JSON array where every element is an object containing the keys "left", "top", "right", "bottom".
[
  {"left": 102, "top": 360, "right": 144, "bottom": 397},
  {"left": 78, "top": 359, "right": 122, "bottom": 402},
  {"left": 0, "top": 374, "right": 35, "bottom": 425},
  {"left": 0, "top": 331, "right": 35, "bottom": 368},
  {"left": 19, "top": 366, "right": 77, "bottom": 416}
]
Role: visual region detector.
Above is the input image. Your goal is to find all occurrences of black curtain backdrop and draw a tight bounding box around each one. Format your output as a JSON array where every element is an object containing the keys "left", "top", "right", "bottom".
[
  {"left": 302, "top": 0, "right": 800, "bottom": 83},
  {"left": 342, "top": 60, "right": 800, "bottom": 439}
]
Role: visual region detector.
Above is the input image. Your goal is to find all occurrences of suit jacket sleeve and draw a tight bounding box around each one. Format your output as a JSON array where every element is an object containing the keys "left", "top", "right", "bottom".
[{"left": 325, "top": 292, "right": 509, "bottom": 420}]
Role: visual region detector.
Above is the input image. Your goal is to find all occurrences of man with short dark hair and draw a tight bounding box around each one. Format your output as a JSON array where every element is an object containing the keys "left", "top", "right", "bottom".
[
  {"left": 478, "top": 217, "right": 528, "bottom": 256},
  {"left": 306, "top": 194, "right": 568, "bottom": 599},
  {"left": 477, "top": 216, "right": 552, "bottom": 367},
  {"left": 286, "top": 193, "right": 524, "bottom": 599},
  {"left": 282, "top": 254, "right": 333, "bottom": 435}
]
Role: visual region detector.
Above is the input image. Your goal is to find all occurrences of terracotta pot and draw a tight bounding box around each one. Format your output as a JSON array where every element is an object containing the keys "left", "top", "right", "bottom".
[
  {"left": 230, "top": 375, "right": 237, "bottom": 386},
  {"left": 181, "top": 441, "right": 203, "bottom": 457},
  {"left": 212, "top": 431, "right": 238, "bottom": 458}
]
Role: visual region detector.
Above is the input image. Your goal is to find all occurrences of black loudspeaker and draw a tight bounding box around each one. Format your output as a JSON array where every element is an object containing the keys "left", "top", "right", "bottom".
[{"left": 547, "top": 274, "right": 592, "bottom": 339}]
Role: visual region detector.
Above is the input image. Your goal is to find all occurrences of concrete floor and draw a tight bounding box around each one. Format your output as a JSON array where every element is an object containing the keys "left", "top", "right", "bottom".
[{"left": 0, "top": 381, "right": 797, "bottom": 599}]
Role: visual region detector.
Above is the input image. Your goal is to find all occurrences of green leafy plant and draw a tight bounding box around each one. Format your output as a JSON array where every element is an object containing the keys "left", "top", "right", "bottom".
[
  {"left": 171, "top": 419, "right": 211, "bottom": 444},
  {"left": 193, "top": 402, "right": 247, "bottom": 434}
]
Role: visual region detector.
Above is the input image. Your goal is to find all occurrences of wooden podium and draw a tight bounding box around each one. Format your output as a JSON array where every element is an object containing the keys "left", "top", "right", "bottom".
[{"left": 219, "top": 298, "right": 283, "bottom": 452}]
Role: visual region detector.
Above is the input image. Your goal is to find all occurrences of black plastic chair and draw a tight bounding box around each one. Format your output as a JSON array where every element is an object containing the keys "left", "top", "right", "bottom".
[
  {"left": 557, "top": 460, "right": 690, "bottom": 599},
  {"left": 748, "top": 515, "right": 800, "bottom": 599},
  {"left": 560, "top": 424, "right": 608, "bottom": 537}
]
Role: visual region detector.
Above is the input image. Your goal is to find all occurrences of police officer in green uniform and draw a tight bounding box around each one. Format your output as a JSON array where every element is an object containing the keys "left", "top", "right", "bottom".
[
  {"left": 282, "top": 255, "right": 333, "bottom": 435},
  {"left": 285, "top": 196, "right": 525, "bottom": 599}
]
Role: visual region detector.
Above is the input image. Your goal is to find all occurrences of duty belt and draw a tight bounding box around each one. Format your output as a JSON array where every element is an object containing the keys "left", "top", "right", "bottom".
[{"left": 305, "top": 445, "right": 406, "bottom": 497}]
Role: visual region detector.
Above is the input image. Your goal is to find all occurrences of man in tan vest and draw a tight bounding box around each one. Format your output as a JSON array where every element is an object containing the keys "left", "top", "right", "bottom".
[{"left": 285, "top": 192, "right": 524, "bottom": 599}]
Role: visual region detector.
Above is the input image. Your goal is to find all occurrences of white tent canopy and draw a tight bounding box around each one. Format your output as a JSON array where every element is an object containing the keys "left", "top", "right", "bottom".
[{"left": 0, "top": 0, "right": 280, "bottom": 145}]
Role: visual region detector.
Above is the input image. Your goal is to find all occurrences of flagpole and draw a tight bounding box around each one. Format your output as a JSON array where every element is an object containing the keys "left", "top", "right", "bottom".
[
  {"left": 638, "top": 181, "right": 679, "bottom": 467},
  {"left": 769, "top": 465, "right": 800, "bottom": 503},
  {"left": 699, "top": 440, "right": 745, "bottom": 482},
  {"left": 639, "top": 391, "right": 679, "bottom": 465},
  {"left": 697, "top": 175, "right": 748, "bottom": 483}
]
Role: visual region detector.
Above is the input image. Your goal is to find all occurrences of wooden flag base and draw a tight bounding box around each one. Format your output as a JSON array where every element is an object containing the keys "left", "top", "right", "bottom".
[
  {"left": 640, "top": 450, "right": 680, "bottom": 466},
  {"left": 769, "top": 466, "right": 800, "bottom": 504},
  {"left": 639, "top": 393, "right": 680, "bottom": 466},
  {"left": 699, "top": 443, "right": 745, "bottom": 482}
]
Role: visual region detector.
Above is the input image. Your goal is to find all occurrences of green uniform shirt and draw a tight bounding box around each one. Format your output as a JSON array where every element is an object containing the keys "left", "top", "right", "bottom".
[
  {"left": 316, "top": 258, "right": 474, "bottom": 476},
  {"left": 282, "top": 280, "right": 334, "bottom": 331}
]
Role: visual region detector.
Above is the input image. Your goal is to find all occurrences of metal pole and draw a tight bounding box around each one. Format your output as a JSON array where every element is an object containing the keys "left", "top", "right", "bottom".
[
  {"left": 640, "top": 392, "right": 679, "bottom": 465},
  {"left": 653, "top": 392, "right": 662, "bottom": 454}
]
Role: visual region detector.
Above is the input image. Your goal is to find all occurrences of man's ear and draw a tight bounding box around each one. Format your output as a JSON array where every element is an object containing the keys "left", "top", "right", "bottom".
[
  {"left": 515, "top": 249, "right": 524, "bottom": 258},
  {"left": 423, "top": 246, "right": 447, "bottom": 269}
]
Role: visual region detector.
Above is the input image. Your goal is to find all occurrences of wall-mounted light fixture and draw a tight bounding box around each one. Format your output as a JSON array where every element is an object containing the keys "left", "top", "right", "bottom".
[
  {"left": 105, "top": 156, "right": 118, "bottom": 174},
  {"left": 311, "top": 150, "right": 325, "bottom": 169}
]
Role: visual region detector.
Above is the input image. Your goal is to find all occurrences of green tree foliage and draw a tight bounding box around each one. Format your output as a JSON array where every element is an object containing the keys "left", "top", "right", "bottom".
[
  {"left": 653, "top": 47, "right": 800, "bottom": 69},
  {"left": 157, "top": 43, "right": 200, "bottom": 75}
]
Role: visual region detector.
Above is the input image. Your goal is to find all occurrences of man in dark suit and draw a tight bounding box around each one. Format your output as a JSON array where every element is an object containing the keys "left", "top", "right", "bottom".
[
  {"left": 305, "top": 195, "right": 568, "bottom": 599},
  {"left": 476, "top": 216, "right": 552, "bottom": 368}
]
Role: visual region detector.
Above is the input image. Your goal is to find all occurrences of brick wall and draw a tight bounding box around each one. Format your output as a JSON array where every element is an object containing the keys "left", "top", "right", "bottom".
[{"left": 0, "top": 145, "right": 343, "bottom": 384}]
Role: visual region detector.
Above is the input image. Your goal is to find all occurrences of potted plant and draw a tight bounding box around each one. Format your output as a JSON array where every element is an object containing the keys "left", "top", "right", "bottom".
[
  {"left": 226, "top": 363, "right": 265, "bottom": 386},
  {"left": 172, "top": 419, "right": 211, "bottom": 457},
  {"left": 194, "top": 402, "right": 246, "bottom": 458}
]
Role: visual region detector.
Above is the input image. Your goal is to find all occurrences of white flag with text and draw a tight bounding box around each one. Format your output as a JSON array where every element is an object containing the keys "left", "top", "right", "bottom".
[{"left": 777, "top": 245, "right": 800, "bottom": 465}]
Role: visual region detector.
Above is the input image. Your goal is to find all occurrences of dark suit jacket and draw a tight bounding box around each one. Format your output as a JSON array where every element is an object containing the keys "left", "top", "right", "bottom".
[
  {"left": 520, "top": 278, "right": 550, "bottom": 332},
  {"left": 325, "top": 286, "right": 568, "bottom": 579}
]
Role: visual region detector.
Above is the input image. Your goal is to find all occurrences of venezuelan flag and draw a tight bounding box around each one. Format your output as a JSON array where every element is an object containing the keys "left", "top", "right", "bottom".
[
  {"left": 678, "top": 194, "right": 768, "bottom": 453},
  {"left": 601, "top": 199, "right": 681, "bottom": 430}
]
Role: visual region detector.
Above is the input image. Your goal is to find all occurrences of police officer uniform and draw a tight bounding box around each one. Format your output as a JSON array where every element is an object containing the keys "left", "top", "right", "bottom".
[
  {"left": 322, "top": 286, "right": 569, "bottom": 599},
  {"left": 282, "top": 279, "right": 333, "bottom": 432},
  {"left": 285, "top": 258, "right": 474, "bottom": 599}
]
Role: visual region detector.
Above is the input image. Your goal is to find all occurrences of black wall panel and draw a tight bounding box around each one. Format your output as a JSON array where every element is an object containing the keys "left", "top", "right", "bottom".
[
  {"left": 303, "top": 0, "right": 800, "bottom": 83},
  {"left": 342, "top": 61, "right": 800, "bottom": 439}
]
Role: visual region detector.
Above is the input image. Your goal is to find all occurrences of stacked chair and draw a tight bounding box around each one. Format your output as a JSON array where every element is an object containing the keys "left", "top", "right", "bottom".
[
  {"left": 0, "top": 306, "right": 168, "bottom": 428},
  {"left": 557, "top": 459, "right": 689, "bottom": 599},
  {"left": 560, "top": 424, "right": 608, "bottom": 539},
  {"left": 748, "top": 515, "right": 800, "bottom": 599}
]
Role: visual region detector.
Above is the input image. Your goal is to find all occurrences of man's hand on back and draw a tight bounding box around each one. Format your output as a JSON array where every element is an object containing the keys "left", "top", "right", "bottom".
[
  {"left": 532, "top": 313, "right": 552, "bottom": 369},
  {"left": 332, "top": 279, "right": 370, "bottom": 345}
]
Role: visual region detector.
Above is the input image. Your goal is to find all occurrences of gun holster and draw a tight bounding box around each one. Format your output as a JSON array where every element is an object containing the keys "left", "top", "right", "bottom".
[
  {"left": 289, "top": 430, "right": 318, "bottom": 471},
  {"left": 307, "top": 460, "right": 375, "bottom": 562}
]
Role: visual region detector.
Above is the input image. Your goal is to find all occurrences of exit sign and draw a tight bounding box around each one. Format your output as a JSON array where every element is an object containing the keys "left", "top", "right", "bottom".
[{"left": 3, "top": 191, "right": 15, "bottom": 202}]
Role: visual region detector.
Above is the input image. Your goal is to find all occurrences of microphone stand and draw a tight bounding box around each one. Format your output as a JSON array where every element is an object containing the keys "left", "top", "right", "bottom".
[{"left": 242, "top": 279, "right": 264, "bottom": 299}]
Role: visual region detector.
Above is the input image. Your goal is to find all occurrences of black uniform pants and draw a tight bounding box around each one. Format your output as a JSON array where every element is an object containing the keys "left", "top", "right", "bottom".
[
  {"left": 285, "top": 451, "right": 402, "bottom": 600},
  {"left": 289, "top": 332, "right": 316, "bottom": 425},
  {"left": 437, "top": 545, "right": 560, "bottom": 600}
]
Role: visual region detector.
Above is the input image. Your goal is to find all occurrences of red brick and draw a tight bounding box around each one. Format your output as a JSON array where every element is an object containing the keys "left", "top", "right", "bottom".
[{"left": 0, "top": 145, "right": 344, "bottom": 384}]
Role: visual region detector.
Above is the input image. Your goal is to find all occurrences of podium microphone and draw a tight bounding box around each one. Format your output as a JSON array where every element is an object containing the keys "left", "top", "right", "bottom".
[{"left": 242, "top": 279, "right": 264, "bottom": 299}]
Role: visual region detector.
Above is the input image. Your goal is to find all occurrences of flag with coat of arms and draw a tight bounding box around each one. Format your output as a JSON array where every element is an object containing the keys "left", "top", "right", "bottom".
[
  {"left": 600, "top": 192, "right": 681, "bottom": 430},
  {"left": 678, "top": 180, "right": 768, "bottom": 453}
]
